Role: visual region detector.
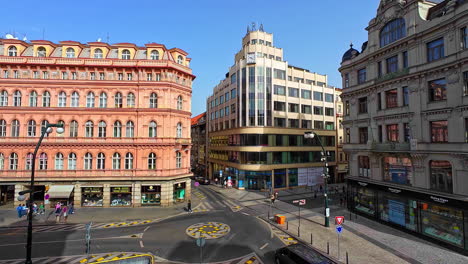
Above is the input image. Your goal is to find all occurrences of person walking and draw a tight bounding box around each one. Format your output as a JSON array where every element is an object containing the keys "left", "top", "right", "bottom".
[
  {"left": 32, "top": 203, "right": 38, "bottom": 215},
  {"left": 187, "top": 200, "right": 192, "bottom": 213},
  {"left": 319, "top": 185, "right": 323, "bottom": 193},
  {"left": 16, "top": 204, "right": 23, "bottom": 218},
  {"left": 68, "top": 202, "right": 74, "bottom": 215},
  {"left": 55, "top": 203, "right": 62, "bottom": 223},
  {"left": 61, "top": 206, "right": 68, "bottom": 223},
  {"left": 22, "top": 203, "right": 28, "bottom": 219},
  {"left": 223, "top": 180, "right": 227, "bottom": 189},
  {"left": 270, "top": 193, "right": 276, "bottom": 204},
  {"left": 38, "top": 203, "right": 45, "bottom": 215}
]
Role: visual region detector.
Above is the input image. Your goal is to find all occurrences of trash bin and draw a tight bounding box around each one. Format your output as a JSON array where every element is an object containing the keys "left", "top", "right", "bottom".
[
  {"left": 278, "top": 215, "right": 286, "bottom": 225},
  {"left": 274, "top": 214, "right": 281, "bottom": 223}
]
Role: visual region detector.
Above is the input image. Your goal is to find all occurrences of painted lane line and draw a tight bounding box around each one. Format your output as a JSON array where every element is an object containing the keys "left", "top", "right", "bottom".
[
  {"left": 259, "top": 242, "right": 269, "bottom": 250},
  {"left": 139, "top": 240, "right": 144, "bottom": 248},
  {"left": 242, "top": 212, "right": 249, "bottom": 216},
  {"left": 144, "top": 226, "right": 150, "bottom": 232}
]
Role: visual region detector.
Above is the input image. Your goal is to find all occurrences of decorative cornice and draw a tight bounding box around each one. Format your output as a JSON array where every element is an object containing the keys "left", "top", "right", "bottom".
[
  {"left": 421, "top": 107, "right": 453, "bottom": 117},
  {"left": 373, "top": 112, "right": 414, "bottom": 121}
]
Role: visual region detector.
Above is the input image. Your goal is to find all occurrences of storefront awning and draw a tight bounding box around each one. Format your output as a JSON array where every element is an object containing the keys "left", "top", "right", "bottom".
[{"left": 47, "top": 185, "right": 74, "bottom": 199}]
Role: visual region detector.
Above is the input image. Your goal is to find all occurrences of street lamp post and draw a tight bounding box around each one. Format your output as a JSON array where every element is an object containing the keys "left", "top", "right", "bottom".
[
  {"left": 304, "top": 131, "right": 330, "bottom": 227},
  {"left": 21, "top": 123, "right": 64, "bottom": 264}
]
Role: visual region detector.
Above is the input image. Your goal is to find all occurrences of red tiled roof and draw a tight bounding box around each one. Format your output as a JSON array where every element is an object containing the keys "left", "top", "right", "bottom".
[{"left": 191, "top": 112, "right": 206, "bottom": 126}]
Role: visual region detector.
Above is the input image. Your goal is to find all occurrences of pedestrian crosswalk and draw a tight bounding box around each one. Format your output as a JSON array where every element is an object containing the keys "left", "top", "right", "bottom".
[
  {"left": 0, "top": 255, "right": 86, "bottom": 264},
  {"left": 193, "top": 190, "right": 206, "bottom": 200}
]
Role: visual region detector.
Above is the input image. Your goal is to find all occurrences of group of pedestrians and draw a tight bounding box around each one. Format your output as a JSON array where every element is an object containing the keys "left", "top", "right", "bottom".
[
  {"left": 16, "top": 201, "right": 75, "bottom": 223},
  {"left": 54, "top": 202, "right": 74, "bottom": 223},
  {"left": 16, "top": 202, "right": 46, "bottom": 219}
]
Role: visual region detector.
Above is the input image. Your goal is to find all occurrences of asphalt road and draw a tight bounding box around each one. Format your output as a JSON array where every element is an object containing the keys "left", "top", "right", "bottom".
[{"left": 0, "top": 185, "right": 284, "bottom": 263}]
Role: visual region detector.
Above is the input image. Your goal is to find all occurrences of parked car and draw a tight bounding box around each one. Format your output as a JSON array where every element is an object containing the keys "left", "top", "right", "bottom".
[
  {"left": 275, "top": 244, "right": 333, "bottom": 264},
  {"left": 194, "top": 177, "right": 210, "bottom": 185}
]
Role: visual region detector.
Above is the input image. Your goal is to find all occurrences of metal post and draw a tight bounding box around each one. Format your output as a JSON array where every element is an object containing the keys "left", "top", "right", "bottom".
[
  {"left": 310, "top": 233, "right": 313, "bottom": 245},
  {"left": 316, "top": 135, "right": 330, "bottom": 228},
  {"left": 298, "top": 204, "right": 301, "bottom": 237},
  {"left": 338, "top": 232, "right": 341, "bottom": 260},
  {"left": 327, "top": 241, "right": 330, "bottom": 254},
  {"left": 346, "top": 251, "right": 349, "bottom": 264},
  {"left": 286, "top": 221, "right": 288, "bottom": 230},
  {"left": 200, "top": 245, "right": 203, "bottom": 264}
]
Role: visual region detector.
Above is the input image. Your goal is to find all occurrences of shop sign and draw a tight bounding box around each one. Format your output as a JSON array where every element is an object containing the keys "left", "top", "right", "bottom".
[
  {"left": 388, "top": 188, "right": 401, "bottom": 194},
  {"left": 83, "top": 187, "right": 103, "bottom": 193},
  {"left": 111, "top": 187, "right": 131, "bottom": 193},
  {"left": 358, "top": 182, "right": 368, "bottom": 186},
  {"left": 430, "top": 196, "right": 448, "bottom": 204}
]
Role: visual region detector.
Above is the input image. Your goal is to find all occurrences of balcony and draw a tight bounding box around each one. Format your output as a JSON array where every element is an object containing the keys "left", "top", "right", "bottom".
[
  {"left": 376, "top": 68, "right": 409, "bottom": 84},
  {"left": 371, "top": 142, "right": 410, "bottom": 152}
]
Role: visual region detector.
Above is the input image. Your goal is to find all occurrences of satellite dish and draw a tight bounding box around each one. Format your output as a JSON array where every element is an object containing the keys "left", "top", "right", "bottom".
[
  {"left": 5, "top": 34, "right": 14, "bottom": 39},
  {"left": 97, "top": 38, "right": 102, "bottom": 42},
  {"left": 23, "top": 36, "right": 27, "bottom": 41}
]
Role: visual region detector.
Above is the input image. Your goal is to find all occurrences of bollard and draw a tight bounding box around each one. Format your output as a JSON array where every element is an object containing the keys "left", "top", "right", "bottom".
[
  {"left": 286, "top": 221, "right": 288, "bottom": 230},
  {"left": 346, "top": 251, "right": 349, "bottom": 264},
  {"left": 327, "top": 241, "right": 329, "bottom": 254},
  {"left": 310, "top": 233, "right": 313, "bottom": 245},
  {"left": 298, "top": 226, "right": 300, "bottom": 237}
]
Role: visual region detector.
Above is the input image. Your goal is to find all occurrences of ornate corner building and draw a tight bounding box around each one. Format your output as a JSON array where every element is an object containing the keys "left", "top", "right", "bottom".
[
  {"left": 0, "top": 38, "right": 195, "bottom": 207},
  {"left": 339, "top": 0, "right": 468, "bottom": 253},
  {"left": 206, "top": 25, "right": 343, "bottom": 191}
]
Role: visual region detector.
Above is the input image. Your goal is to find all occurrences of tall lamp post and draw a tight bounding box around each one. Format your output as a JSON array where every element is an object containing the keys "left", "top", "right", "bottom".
[
  {"left": 304, "top": 131, "right": 330, "bottom": 227},
  {"left": 18, "top": 123, "right": 64, "bottom": 264}
]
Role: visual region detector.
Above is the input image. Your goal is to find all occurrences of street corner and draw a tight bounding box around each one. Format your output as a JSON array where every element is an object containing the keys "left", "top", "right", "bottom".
[
  {"left": 271, "top": 225, "right": 298, "bottom": 246},
  {"left": 185, "top": 222, "right": 231, "bottom": 239}
]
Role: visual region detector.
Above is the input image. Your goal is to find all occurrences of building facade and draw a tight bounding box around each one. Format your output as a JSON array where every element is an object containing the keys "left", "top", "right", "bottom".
[
  {"left": 190, "top": 112, "right": 207, "bottom": 177},
  {"left": 339, "top": 0, "right": 468, "bottom": 253},
  {"left": 0, "top": 38, "right": 194, "bottom": 207},
  {"left": 207, "top": 26, "right": 343, "bottom": 191}
]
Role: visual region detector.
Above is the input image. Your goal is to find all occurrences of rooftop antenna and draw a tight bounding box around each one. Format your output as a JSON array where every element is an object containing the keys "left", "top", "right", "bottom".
[
  {"left": 106, "top": 32, "right": 109, "bottom": 43},
  {"left": 259, "top": 23, "right": 264, "bottom": 32}
]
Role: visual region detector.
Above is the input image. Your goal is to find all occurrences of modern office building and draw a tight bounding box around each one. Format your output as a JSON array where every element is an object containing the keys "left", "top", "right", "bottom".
[
  {"left": 0, "top": 38, "right": 194, "bottom": 207},
  {"left": 190, "top": 112, "right": 207, "bottom": 177},
  {"left": 207, "top": 25, "right": 343, "bottom": 191},
  {"left": 339, "top": 0, "right": 468, "bottom": 253}
]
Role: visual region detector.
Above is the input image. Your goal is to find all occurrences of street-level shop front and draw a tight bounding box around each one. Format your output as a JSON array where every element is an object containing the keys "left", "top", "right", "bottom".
[
  {"left": 141, "top": 185, "right": 161, "bottom": 206},
  {"left": 82, "top": 187, "right": 104, "bottom": 207},
  {"left": 347, "top": 179, "right": 468, "bottom": 253},
  {"left": 110, "top": 187, "right": 132, "bottom": 206}
]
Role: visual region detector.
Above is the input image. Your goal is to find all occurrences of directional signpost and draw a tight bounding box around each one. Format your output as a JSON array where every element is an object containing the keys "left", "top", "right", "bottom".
[
  {"left": 293, "top": 199, "right": 306, "bottom": 236},
  {"left": 335, "top": 216, "right": 344, "bottom": 260}
]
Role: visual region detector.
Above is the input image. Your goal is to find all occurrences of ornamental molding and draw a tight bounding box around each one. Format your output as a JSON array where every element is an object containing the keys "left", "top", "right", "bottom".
[
  {"left": 410, "top": 153, "right": 428, "bottom": 168},
  {"left": 355, "top": 118, "right": 371, "bottom": 125},
  {"left": 450, "top": 154, "right": 468, "bottom": 167},
  {"left": 421, "top": 108, "right": 453, "bottom": 117},
  {"left": 373, "top": 112, "right": 414, "bottom": 121}
]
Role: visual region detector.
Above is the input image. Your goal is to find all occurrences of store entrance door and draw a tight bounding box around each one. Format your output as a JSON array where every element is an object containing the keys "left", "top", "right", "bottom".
[{"left": 248, "top": 178, "right": 259, "bottom": 190}]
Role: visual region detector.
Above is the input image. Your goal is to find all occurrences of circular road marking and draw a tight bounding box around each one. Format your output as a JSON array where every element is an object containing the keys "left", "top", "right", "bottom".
[{"left": 185, "top": 222, "right": 231, "bottom": 239}]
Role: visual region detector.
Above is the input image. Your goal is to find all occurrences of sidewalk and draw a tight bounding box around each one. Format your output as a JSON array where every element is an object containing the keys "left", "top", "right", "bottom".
[{"left": 210, "top": 185, "right": 468, "bottom": 264}]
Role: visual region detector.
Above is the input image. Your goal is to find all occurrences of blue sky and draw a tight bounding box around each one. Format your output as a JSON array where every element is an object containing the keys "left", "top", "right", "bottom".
[{"left": 1, "top": 0, "right": 378, "bottom": 116}]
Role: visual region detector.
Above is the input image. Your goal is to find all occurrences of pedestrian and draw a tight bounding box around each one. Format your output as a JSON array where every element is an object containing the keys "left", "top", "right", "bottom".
[
  {"left": 22, "top": 203, "right": 28, "bottom": 218},
  {"left": 270, "top": 193, "right": 276, "bottom": 204},
  {"left": 314, "top": 190, "right": 317, "bottom": 199},
  {"left": 39, "top": 202, "right": 45, "bottom": 215},
  {"left": 16, "top": 204, "right": 23, "bottom": 218},
  {"left": 61, "top": 206, "right": 68, "bottom": 223},
  {"left": 214, "top": 178, "right": 218, "bottom": 186},
  {"left": 187, "top": 199, "right": 192, "bottom": 213},
  {"left": 32, "top": 203, "right": 38, "bottom": 215},
  {"left": 342, "top": 186, "right": 346, "bottom": 194},
  {"left": 319, "top": 185, "right": 323, "bottom": 193},
  {"left": 223, "top": 180, "right": 227, "bottom": 189},
  {"left": 274, "top": 191, "right": 278, "bottom": 200},
  {"left": 69, "top": 202, "right": 74, "bottom": 214},
  {"left": 55, "top": 203, "right": 62, "bottom": 223}
]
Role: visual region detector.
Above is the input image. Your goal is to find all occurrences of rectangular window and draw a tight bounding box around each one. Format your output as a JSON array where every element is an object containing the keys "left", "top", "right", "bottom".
[
  {"left": 127, "top": 73, "right": 132, "bottom": 81},
  {"left": 427, "top": 38, "right": 444, "bottom": 62},
  {"left": 231, "top": 104, "right": 236, "bottom": 113},
  {"left": 431, "top": 120, "right": 448, "bottom": 143},
  {"left": 225, "top": 106, "right": 230, "bottom": 116},
  {"left": 428, "top": 78, "right": 446, "bottom": 101},
  {"left": 301, "top": 105, "right": 311, "bottom": 114},
  {"left": 404, "top": 123, "right": 411, "bottom": 142},
  {"left": 302, "top": 120, "right": 312, "bottom": 129},
  {"left": 383, "top": 157, "right": 412, "bottom": 184},
  {"left": 288, "top": 103, "right": 299, "bottom": 113},
  {"left": 147, "top": 73, "right": 152, "bottom": 81},
  {"left": 231, "top": 88, "right": 237, "bottom": 98},
  {"left": 288, "top": 88, "right": 299, "bottom": 97},
  {"left": 274, "top": 85, "right": 285, "bottom": 95},
  {"left": 377, "top": 92, "right": 382, "bottom": 110},
  {"left": 463, "top": 72, "right": 468, "bottom": 96},
  {"left": 377, "top": 61, "right": 382, "bottom": 77},
  {"left": 288, "top": 119, "right": 299, "bottom": 128},
  {"left": 345, "top": 101, "right": 350, "bottom": 116},
  {"left": 33, "top": 71, "right": 39, "bottom": 79},
  {"left": 230, "top": 72, "right": 237, "bottom": 84},
  {"left": 345, "top": 128, "right": 351, "bottom": 143},
  {"left": 313, "top": 106, "right": 323, "bottom": 115},
  {"left": 61, "top": 72, "right": 68, "bottom": 80},
  {"left": 378, "top": 125, "right": 383, "bottom": 142},
  {"left": 314, "top": 121, "right": 324, "bottom": 129},
  {"left": 462, "top": 27, "right": 468, "bottom": 49},
  {"left": 402, "top": 86, "right": 409, "bottom": 106},
  {"left": 325, "top": 93, "right": 334, "bottom": 102},
  {"left": 358, "top": 68, "right": 366, "bottom": 84},
  {"left": 4, "top": 70, "right": 9, "bottom": 78},
  {"left": 220, "top": 95, "right": 224, "bottom": 104},
  {"left": 118, "top": 73, "right": 123, "bottom": 80},
  {"left": 325, "top": 107, "right": 334, "bottom": 116},
  {"left": 358, "top": 97, "right": 368, "bottom": 113},
  {"left": 71, "top": 72, "right": 77, "bottom": 80},
  {"left": 386, "top": 55, "right": 398, "bottom": 73},
  {"left": 225, "top": 92, "right": 230, "bottom": 101},
  {"left": 42, "top": 71, "right": 48, "bottom": 79},
  {"left": 359, "top": 127, "right": 368, "bottom": 144},
  {"left": 358, "top": 156, "right": 370, "bottom": 178},
  {"left": 274, "top": 101, "right": 286, "bottom": 111},
  {"left": 403, "top": 51, "right": 408, "bottom": 68},
  {"left": 99, "top": 72, "right": 105, "bottom": 80},
  {"left": 274, "top": 118, "right": 286, "bottom": 127},
  {"left": 344, "top": 73, "right": 349, "bottom": 88},
  {"left": 301, "top": 90, "right": 311, "bottom": 99},
  {"left": 313, "top": 91, "right": 323, "bottom": 101},
  {"left": 90, "top": 72, "right": 96, "bottom": 80},
  {"left": 155, "top": 73, "right": 161, "bottom": 81},
  {"left": 385, "top": 89, "right": 398, "bottom": 108},
  {"left": 273, "top": 69, "right": 286, "bottom": 80},
  {"left": 386, "top": 124, "right": 399, "bottom": 142},
  {"left": 325, "top": 122, "right": 334, "bottom": 130},
  {"left": 294, "top": 77, "right": 304, "bottom": 83},
  {"left": 14, "top": 70, "right": 19, "bottom": 78}
]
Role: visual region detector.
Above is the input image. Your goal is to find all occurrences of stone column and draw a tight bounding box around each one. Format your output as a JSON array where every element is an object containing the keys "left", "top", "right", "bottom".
[
  {"left": 185, "top": 178, "right": 191, "bottom": 201},
  {"left": 103, "top": 184, "right": 110, "bottom": 208},
  {"left": 161, "top": 182, "right": 173, "bottom": 207},
  {"left": 74, "top": 184, "right": 81, "bottom": 208},
  {"left": 133, "top": 183, "right": 141, "bottom": 207}
]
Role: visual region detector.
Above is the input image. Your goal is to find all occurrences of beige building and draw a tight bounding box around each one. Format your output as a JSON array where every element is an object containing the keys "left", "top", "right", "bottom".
[
  {"left": 207, "top": 25, "right": 343, "bottom": 191},
  {"left": 339, "top": 0, "right": 468, "bottom": 253}
]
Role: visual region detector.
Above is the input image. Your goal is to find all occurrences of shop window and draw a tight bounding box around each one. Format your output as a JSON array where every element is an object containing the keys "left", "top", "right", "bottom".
[
  {"left": 110, "top": 187, "right": 132, "bottom": 206},
  {"left": 421, "top": 203, "right": 463, "bottom": 247},
  {"left": 82, "top": 187, "right": 103, "bottom": 207},
  {"left": 430, "top": 160, "right": 453, "bottom": 193},
  {"left": 353, "top": 186, "right": 375, "bottom": 215},
  {"left": 173, "top": 182, "right": 186, "bottom": 202},
  {"left": 378, "top": 193, "right": 417, "bottom": 231},
  {"left": 287, "top": 169, "right": 298, "bottom": 187},
  {"left": 141, "top": 185, "right": 161, "bottom": 205},
  {"left": 358, "top": 156, "right": 370, "bottom": 178},
  {"left": 383, "top": 157, "right": 412, "bottom": 184},
  {"left": 274, "top": 169, "right": 287, "bottom": 188}
]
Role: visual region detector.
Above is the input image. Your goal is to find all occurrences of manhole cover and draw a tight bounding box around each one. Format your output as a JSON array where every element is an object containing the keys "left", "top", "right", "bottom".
[{"left": 185, "top": 222, "right": 231, "bottom": 239}]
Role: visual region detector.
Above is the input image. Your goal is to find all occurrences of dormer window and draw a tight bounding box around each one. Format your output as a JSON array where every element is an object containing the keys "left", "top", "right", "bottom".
[
  {"left": 94, "top": 48, "right": 103, "bottom": 59},
  {"left": 37, "top": 47, "right": 46, "bottom": 57},
  {"left": 151, "top": 50, "right": 159, "bottom": 60},
  {"left": 8, "top": 46, "right": 17, "bottom": 57},
  {"left": 66, "top": 48, "right": 75, "bottom": 58},
  {"left": 177, "top": 55, "right": 183, "bottom": 64},
  {"left": 380, "top": 18, "right": 406, "bottom": 47},
  {"left": 122, "top": 49, "right": 131, "bottom": 60}
]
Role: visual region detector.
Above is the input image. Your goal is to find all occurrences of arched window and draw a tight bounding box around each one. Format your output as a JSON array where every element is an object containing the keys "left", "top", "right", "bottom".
[
  {"left": 86, "top": 92, "right": 95, "bottom": 108},
  {"left": 125, "top": 152, "right": 133, "bottom": 169},
  {"left": 25, "top": 153, "right": 33, "bottom": 170},
  {"left": 39, "top": 153, "right": 48, "bottom": 170},
  {"left": 122, "top": 49, "right": 131, "bottom": 60},
  {"left": 8, "top": 46, "right": 17, "bottom": 57},
  {"left": 115, "top": 92, "right": 123, "bottom": 108},
  {"left": 41, "top": 120, "right": 49, "bottom": 137},
  {"left": 149, "top": 121, "right": 157, "bottom": 137},
  {"left": 94, "top": 48, "right": 103, "bottom": 59},
  {"left": 55, "top": 153, "right": 64, "bottom": 170},
  {"left": 97, "top": 152, "right": 105, "bottom": 170},
  {"left": 13, "top": 90, "right": 21, "bottom": 106},
  {"left": 9, "top": 153, "right": 18, "bottom": 170},
  {"left": 85, "top": 121, "right": 94, "bottom": 137},
  {"left": 176, "top": 151, "right": 182, "bottom": 168},
  {"left": 29, "top": 91, "right": 38, "bottom": 107},
  {"left": 27, "top": 120, "right": 36, "bottom": 137},
  {"left": 126, "top": 121, "right": 134, "bottom": 137},
  {"left": 176, "top": 122, "right": 182, "bottom": 138},
  {"left": 0, "top": 120, "right": 5, "bottom": 137},
  {"left": 37, "top": 47, "right": 46, "bottom": 57},
  {"left": 66, "top": 48, "right": 75, "bottom": 58},
  {"left": 70, "top": 120, "right": 78, "bottom": 137},
  {"left": 0, "top": 153, "right": 4, "bottom": 170},
  {"left": 11, "top": 120, "right": 20, "bottom": 137},
  {"left": 113, "top": 121, "right": 122, "bottom": 137},
  {"left": 84, "top": 153, "right": 93, "bottom": 170},
  {"left": 58, "top": 91, "right": 67, "bottom": 107},
  {"left": 0, "top": 90, "right": 8, "bottom": 106},
  {"left": 380, "top": 18, "right": 406, "bottom": 47},
  {"left": 177, "top": 95, "right": 183, "bottom": 110},
  {"left": 430, "top": 160, "right": 453, "bottom": 193},
  {"left": 98, "top": 121, "right": 106, "bottom": 138},
  {"left": 99, "top": 92, "right": 107, "bottom": 108},
  {"left": 151, "top": 50, "right": 159, "bottom": 60},
  {"left": 177, "top": 55, "right": 183, "bottom": 64},
  {"left": 68, "top": 153, "right": 77, "bottom": 170},
  {"left": 149, "top": 92, "right": 158, "bottom": 108},
  {"left": 42, "top": 91, "right": 51, "bottom": 107},
  {"left": 112, "top": 153, "right": 121, "bottom": 169},
  {"left": 127, "top": 92, "right": 135, "bottom": 107},
  {"left": 71, "top": 92, "right": 79, "bottom": 107},
  {"left": 148, "top": 152, "right": 157, "bottom": 170}
]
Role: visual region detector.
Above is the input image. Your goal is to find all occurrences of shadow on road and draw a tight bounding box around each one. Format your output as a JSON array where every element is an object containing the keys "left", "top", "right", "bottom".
[{"left": 166, "top": 240, "right": 253, "bottom": 263}]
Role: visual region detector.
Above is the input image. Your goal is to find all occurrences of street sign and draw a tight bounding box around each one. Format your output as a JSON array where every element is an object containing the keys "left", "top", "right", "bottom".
[
  {"left": 194, "top": 182, "right": 200, "bottom": 187},
  {"left": 196, "top": 237, "right": 206, "bottom": 247},
  {"left": 299, "top": 199, "right": 306, "bottom": 205},
  {"left": 336, "top": 225, "right": 343, "bottom": 234},
  {"left": 219, "top": 170, "right": 223, "bottom": 177},
  {"left": 293, "top": 200, "right": 299, "bottom": 203},
  {"left": 335, "top": 216, "right": 345, "bottom": 225},
  {"left": 44, "top": 194, "right": 50, "bottom": 200}
]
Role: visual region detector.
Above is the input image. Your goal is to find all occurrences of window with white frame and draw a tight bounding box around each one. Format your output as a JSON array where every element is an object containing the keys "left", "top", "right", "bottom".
[
  {"left": 3, "top": 70, "right": 9, "bottom": 78},
  {"left": 99, "top": 92, "right": 107, "bottom": 108},
  {"left": 147, "top": 73, "right": 152, "bottom": 81},
  {"left": 41, "top": 120, "right": 49, "bottom": 137},
  {"left": 113, "top": 121, "right": 122, "bottom": 137},
  {"left": 86, "top": 92, "right": 95, "bottom": 107},
  {"left": 55, "top": 153, "right": 64, "bottom": 170},
  {"left": 127, "top": 93, "right": 135, "bottom": 107},
  {"left": 42, "top": 91, "right": 51, "bottom": 107},
  {"left": 176, "top": 122, "right": 182, "bottom": 138},
  {"left": 39, "top": 153, "right": 48, "bottom": 170},
  {"left": 125, "top": 152, "right": 133, "bottom": 169},
  {"left": 176, "top": 151, "right": 182, "bottom": 168},
  {"left": 66, "top": 48, "right": 75, "bottom": 58},
  {"left": 148, "top": 153, "right": 157, "bottom": 169},
  {"left": 126, "top": 121, "right": 134, "bottom": 137},
  {"left": 9, "top": 153, "right": 18, "bottom": 170},
  {"left": 0, "top": 153, "right": 4, "bottom": 170},
  {"left": 151, "top": 50, "right": 159, "bottom": 60},
  {"left": 13, "top": 90, "right": 21, "bottom": 106},
  {"left": 0, "top": 120, "right": 6, "bottom": 137},
  {"left": 122, "top": 49, "right": 131, "bottom": 60},
  {"left": 98, "top": 121, "right": 106, "bottom": 138},
  {"left": 8, "top": 46, "right": 17, "bottom": 56},
  {"left": 115, "top": 92, "right": 123, "bottom": 108},
  {"left": 61, "top": 72, "right": 68, "bottom": 80},
  {"left": 29, "top": 91, "right": 38, "bottom": 107},
  {"left": 71, "top": 92, "right": 79, "bottom": 107},
  {"left": 14, "top": 70, "right": 19, "bottom": 79},
  {"left": 58, "top": 91, "right": 67, "bottom": 107},
  {"left": 25, "top": 153, "right": 33, "bottom": 170},
  {"left": 33, "top": 71, "right": 39, "bottom": 79},
  {"left": 97, "top": 153, "right": 105, "bottom": 170},
  {"left": 99, "top": 72, "right": 105, "bottom": 80},
  {"left": 37, "top": 47, "right": 46, "bottom": 57},
  {"left": 118, "top": 73, "right": 123, "bottom": 80},
  {"left": 177, "top": 95, "right": 183, "bottom": 110},
  {"left": 155, "top": 73, "right": 161, "bottom": 81},
  {"left": 27, "top": 120, "right": 36, "bottom": 137},
  {"left": 11, "top": 120, "right": 20, "bottom": 137},
  {"left": 149, "top": 121, "right": 157, "bottom": 137},
  {"left": 84, "top": 153, "right": 92, "bottom": 170},
  {"left": 177, "top": 55, "right": 183, "bottom": 64},
  {"left": 94, "top": 48, "right": 103, "bottom": 59},
  {"left": 149, "top": 93, "right": 158, "bottom": 108},
  {"left": 85, "top": 121, "right": 94, "bottom": 137},
  {"left": 68, "top": 153, "right": 77, "bottom": 170},
  {"left": 112, "top": 153, "right": 121, "bottom": 169},
  {"left": 70, "top": 120, "right": 78, "bottom": 137},
  {"left": 42, "top": 71, "right": 49, "bottom": 79},
  {"left": 127, "top": 73, "right": 132, "bottom": 80},
  {"left": 0, "top": 90, "right": 8, "bottom": 106}
]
